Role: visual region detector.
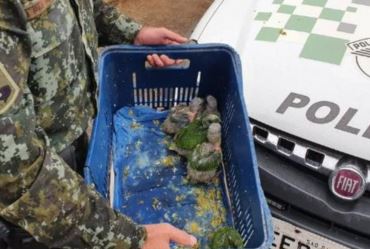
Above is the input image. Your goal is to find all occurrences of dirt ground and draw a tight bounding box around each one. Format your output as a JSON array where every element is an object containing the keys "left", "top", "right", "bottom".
[{"left": 116, "top": 0, "right": 214, "bottom": 38}]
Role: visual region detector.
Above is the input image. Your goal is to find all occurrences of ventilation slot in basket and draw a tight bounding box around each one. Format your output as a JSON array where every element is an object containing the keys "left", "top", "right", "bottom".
[
  {"left": 164, "top": 88, "right": 169, "bottom": 108},
  {"left": 148, "top": 88, "right": 153, "bottom": 107},
  {"left": 132, "top": 70, "right": 202, "bottom": 109},
  {"left": 223, "top": 92, "right": 237, "bottom": 137},
  {"left": 226, "top": 163, "right": 255, "bottom": 247}
]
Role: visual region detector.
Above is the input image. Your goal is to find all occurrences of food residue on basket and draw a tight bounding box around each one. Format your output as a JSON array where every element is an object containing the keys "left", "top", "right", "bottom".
[
  {"left": 130, "top": 120, "right": 142, "bottom": 130},
  {"left": 128, "top": 109, "right": 135, "bottom": 117},
  {"left": 136, "top": 152, "right": 150, "bottom": 168},
  {"left": 152, "top": 197, "right": 161, "bottom": 210},
  {"left": 153, "top": 119, "right": 160, "bottom": 126},
  {"left": 123, "top": 145, "right": 132, "bottom": 157},
  {"left": 194, "top": 187, "right": 226, "bottom": 228},
  {"left": 114, "top": 97, "right": 240, "bottom": 249},
  {"left": 187, "top": 221, "right": 202, "bottom": 234},
  {"left": 175, "top": 194, "right": 186, "bottom": 202},
  {"left": 160, "top": 155, "right": 179, "bottom": 167},
  {"left": 135, "top": 139, "right": 143, "bottom": 150},
  {"left": 123, "top": 167, "right": 129, "bottom": 178}
]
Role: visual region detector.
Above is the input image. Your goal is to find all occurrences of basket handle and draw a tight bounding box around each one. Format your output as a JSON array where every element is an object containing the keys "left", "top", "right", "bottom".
[{"left": 145, "top": 58, "right": 191, "bottom": 70}]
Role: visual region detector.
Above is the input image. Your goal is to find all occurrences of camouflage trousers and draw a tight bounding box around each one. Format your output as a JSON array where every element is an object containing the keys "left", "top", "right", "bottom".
[{"left": 0, "top": 134, "right": 89, "bottom": 249}]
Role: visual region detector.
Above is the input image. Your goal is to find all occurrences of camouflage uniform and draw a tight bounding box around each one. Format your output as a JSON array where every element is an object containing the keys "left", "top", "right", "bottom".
[{"left": 0, "top": 0, "right": 147, "bottom": 248}]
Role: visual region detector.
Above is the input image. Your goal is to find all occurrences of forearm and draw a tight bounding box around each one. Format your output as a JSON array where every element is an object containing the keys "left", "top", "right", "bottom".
[
  {"left": 0, "top": 93, "right": 146, "bottom": 248},
  {"left": 94, "top": 1, "right": 142, "bottom": 46},
  {"left": 1, "top": 148, "right": 146, "bottom": 248},
  {"left": 0, "top": 2, "right": 146, "bottom": 247}
]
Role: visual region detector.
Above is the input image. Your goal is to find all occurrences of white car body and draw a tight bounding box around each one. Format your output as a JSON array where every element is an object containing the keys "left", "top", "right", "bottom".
[
  {"left": 191, "top": 0, "right": 370, "bottom": 161},
  {"left": 192, "top": 1, "right": 370, "bottom": 247}
]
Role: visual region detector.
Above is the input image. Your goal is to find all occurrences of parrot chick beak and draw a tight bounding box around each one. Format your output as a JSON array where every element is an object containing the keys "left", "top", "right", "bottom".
[
  {"left": 187, "top": 111, "right": 197, "bottom": 122},
  {"left": 214, "top": 145, "right": 222, "bottom": 153}
]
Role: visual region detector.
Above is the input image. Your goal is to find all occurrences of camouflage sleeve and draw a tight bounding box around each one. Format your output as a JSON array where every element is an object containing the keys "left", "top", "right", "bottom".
[
  {"left": 94, "top": 0, "right": 142, "bottom": 46},
  {"left": 0, "top": 2, "right": 146, "bottom": 248}
]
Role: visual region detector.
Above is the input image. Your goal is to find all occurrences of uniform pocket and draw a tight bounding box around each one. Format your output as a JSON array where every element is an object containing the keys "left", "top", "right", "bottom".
[
  {"left": 26, "top": 0, "right": 84, "bottom": 104},
  {"left": 25, "top": 0, "right": 75, "bottom": 58}
]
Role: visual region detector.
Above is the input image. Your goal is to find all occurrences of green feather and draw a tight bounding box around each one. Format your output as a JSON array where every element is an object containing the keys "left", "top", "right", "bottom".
[
  {"left": 189, "top": 144, "right": 221, "bottom": 171},
  {"left": 210, "top": 227, "right": 244, "bottom": 249},
  {"left": 174, "top": 120, "right": 207, "bottom": 150}
]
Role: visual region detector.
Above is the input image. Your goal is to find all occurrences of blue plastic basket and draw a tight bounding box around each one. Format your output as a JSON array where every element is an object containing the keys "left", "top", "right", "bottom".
[{"left": 85, "top": 44, "right": 273, "bottom": 248}]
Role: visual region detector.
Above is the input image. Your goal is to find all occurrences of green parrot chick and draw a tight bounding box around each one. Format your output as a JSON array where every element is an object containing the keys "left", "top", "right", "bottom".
[
  {"left": 169, "top": 113, "right": 220, "bottom": 157},
  {"left": 169, "top": 119, "right": 208, "bottom": 157},
  {"left": 162, "top": 104, "right": 189, "bottom": 134},
  {"left": 187, "top": 123, "right": 222, "bottom": 183},
  {"left": 210, "top": 227, "right": 244, "bottom": 249},
  {"left": 187, "top": 142, "right": 222, "bottom": 183},
  {"left": 162, "top": 97, "right": 204, "bottom": 135}
]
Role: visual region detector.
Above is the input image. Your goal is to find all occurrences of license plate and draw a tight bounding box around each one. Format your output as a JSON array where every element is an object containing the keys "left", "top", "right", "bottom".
[{"left": 272, "top": 217, "right": 350, "bottom": 249}]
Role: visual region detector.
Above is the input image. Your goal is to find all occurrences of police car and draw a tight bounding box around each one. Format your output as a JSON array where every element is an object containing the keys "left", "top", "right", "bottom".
[{"left": 191, "top": 0, "right": 370, "bottom": 248}]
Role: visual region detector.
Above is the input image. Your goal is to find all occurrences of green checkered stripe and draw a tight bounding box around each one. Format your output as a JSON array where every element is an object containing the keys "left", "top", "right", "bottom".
[{"left": 254, "top": 0, "right": 362, "bottom": 65}]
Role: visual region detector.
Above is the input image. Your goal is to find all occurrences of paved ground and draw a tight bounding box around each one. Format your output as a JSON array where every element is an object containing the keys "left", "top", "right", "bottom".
[{"left": 117, "top": 0, "right": 213, "bottom": 38}]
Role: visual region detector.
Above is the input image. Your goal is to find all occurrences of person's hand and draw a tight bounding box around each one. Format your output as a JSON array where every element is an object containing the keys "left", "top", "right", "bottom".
[
  {"left": 134, "top": 27, "right": 188, "bottom": 68},
  {"left": 142, "top": 223, "right": 197, "bottom": 249},
  {"left": 134, "top": 27, "right": 188, "bottom": 46},
  {"left": 146, "top": 54, "right": 184, "bottom": 68}
]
